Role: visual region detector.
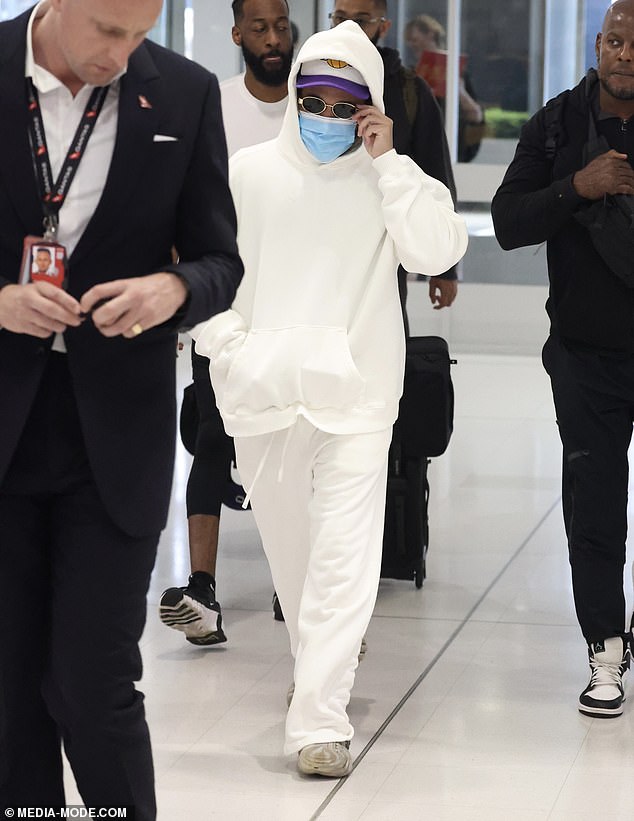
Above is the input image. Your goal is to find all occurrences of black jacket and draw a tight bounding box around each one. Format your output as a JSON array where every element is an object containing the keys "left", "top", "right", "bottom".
[
  {"left": 492, "top": 71, "right": 634, "bottom": 353},
  {"left": 379, "top": 46, "right": 457, "bottom": 281}
]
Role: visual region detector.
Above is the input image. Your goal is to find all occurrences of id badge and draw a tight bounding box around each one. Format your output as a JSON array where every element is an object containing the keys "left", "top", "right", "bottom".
[{"left": 19, "top": 235, "right": 68, "bottom": 289}]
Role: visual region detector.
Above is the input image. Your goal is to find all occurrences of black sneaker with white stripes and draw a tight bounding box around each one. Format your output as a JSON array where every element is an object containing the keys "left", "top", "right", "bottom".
[
  {"left": 159, "top": 571, "right": 226, "bottom": 646},
  {"left": 578, "top": 636, "right": 630, "bottom": 718}
]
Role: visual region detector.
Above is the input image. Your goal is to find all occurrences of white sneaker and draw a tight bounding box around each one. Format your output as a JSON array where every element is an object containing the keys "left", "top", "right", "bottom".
[{"left": 297, "top": 741, "right": 352, "bottom": 777}]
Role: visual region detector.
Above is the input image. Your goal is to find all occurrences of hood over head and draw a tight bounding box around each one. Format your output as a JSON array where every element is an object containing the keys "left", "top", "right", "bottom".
[
  {"left": 277, "top": 20, "right": 385, "bottom": 165},
  {"left": 290, "top": 21, "right": 384, "bottom": 111}
]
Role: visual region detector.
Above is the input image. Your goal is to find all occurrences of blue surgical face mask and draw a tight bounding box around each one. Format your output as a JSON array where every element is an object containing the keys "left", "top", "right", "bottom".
[{"left": 298, "top": 111, "right": 357, "bottom": 163}]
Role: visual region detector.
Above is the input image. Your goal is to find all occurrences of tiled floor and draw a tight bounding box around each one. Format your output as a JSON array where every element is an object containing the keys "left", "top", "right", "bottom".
[{"left": 66, "top": 347, "right": 634, "bottom": 820}]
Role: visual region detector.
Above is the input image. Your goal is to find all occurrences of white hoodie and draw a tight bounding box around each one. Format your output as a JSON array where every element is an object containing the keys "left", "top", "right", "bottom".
[{"left": 193, "top": 21, "right": 467, "bottom": 438}]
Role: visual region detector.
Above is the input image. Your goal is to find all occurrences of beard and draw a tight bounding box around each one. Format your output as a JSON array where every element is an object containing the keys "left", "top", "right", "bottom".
[
  {"left": 600, "top": 74, "right": 634, "bottom": 101},
  {"left": 242, "top": 42, "right": 293, "bottom": 87}
]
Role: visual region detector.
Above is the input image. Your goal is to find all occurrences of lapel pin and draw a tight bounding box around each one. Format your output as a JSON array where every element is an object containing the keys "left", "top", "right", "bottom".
[{"left": 138, "top": 95, "right": 152, "bottom": 109}]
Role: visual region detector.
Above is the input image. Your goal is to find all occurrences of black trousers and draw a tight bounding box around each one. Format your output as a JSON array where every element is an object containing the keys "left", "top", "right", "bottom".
[
  {"left": 543, "top": 334, "right": 634, "bottom": 645},
  {"left": 0, "top": 354, "right": 158, "bottom": 820},
  {"left": 186, "top": 348, "right": 233, "bottom": 518},
  {"left": 397, "top": 265, "right": 410, "bottom": 339}
]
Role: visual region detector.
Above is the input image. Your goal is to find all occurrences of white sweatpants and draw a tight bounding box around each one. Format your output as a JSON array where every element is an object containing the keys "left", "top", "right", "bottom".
[{"left": 235, "top": 416, "right": 391, "bottom": 755}]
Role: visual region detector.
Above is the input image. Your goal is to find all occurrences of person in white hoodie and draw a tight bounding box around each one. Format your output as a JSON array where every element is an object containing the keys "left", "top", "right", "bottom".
[{"left": 192, "top": 21, "right": 467, "bottom": 777}]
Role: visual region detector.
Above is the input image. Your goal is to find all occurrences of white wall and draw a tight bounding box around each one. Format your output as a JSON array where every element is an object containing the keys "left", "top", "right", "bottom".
[
  {"left": 289, "top": 2, "right": 317, "bottom": 49},
  {"left": 190, "top": 1, "right": 241, "bottom": 80},
  {"left": 543, "top": 0, "right": 582, "bottom": 102}
]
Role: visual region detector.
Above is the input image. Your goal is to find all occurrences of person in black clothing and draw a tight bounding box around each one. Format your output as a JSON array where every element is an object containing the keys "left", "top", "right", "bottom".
[
  {"left": 330, "top": 0, "right": 459, "bottom": 325},
  {"left": 492, "top": 0, "right": 634, "bottom": 719},
  {"left": 0, "top": 0, "right": 242, "bottom": 815}
]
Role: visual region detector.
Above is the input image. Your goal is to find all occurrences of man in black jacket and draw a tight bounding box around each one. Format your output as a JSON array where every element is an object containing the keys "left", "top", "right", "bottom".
[
  {"left": 0, "top": 0, "right": 242, "bottom": 816},
  {"left": 330, "top": 0, "right": 458, "bottom": 327},
  {"left": 492, "top": 0, "right": 634, "bottom": 719}
]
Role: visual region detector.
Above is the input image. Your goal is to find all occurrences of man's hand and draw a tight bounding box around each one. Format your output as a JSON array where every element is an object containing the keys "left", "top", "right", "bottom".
[
  {"left": 80, "top": 272, "right": 188, "bottom": 338},
  {"left": 572, "top": 150, "right": 634, "bottom": 199},
  {"left": 429, "top": 278, "right": 458, "bottom": 310},
  {"left": 0, "top": 281, "right": 82, "bottom": 336},
  {"left": 353, "top": 105, "right": 393, "bottom": 159}
]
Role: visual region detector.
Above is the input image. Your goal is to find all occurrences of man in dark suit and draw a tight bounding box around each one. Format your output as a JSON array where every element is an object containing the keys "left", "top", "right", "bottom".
[{"left": 0, "top": 1, "right": 243, "bottom": 818}]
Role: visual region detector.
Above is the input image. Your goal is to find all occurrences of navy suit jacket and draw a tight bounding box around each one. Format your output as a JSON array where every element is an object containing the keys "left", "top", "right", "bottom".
[{"left": 0, "top": 9, "right": 243, "bottom": 537}]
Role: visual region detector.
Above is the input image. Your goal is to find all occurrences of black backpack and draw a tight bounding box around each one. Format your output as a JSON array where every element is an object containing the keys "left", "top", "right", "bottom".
[{"left": 395, "top": 336, "right": 454, "bottom": 458}]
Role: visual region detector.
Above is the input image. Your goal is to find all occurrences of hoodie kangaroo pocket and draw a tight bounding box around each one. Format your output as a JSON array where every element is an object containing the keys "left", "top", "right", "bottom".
[{"left": 221, "top": 326, "right": 365, "bottom": 415}]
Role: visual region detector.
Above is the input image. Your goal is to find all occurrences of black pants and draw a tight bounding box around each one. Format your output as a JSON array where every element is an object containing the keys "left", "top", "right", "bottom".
[
  {"left": 0, "top": 354, "right": 158, "bottom": 820},
  {"left": 543, "top": 335, "right": 634, "bottom": 645},
  {"left": 186, "top": 348, "right": 233, "bottom": 517},
  {"left": 397, "top": 264, "right": 410, "bottom": 339}
]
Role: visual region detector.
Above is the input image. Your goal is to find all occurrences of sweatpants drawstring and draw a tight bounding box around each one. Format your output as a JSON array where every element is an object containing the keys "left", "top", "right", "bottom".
[{"left": 241, "top": 425, "right": 295, "bottom": 509}]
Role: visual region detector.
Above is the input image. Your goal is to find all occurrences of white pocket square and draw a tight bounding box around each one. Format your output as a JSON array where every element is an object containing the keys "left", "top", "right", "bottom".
[{"left": 153, "top": 134, "right": 179, "bottom": 142}]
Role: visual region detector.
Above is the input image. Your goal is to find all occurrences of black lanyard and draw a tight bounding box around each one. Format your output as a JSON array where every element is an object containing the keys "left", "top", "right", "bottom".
[{"left": 26, "top": 77, "right": 110, "bottom": 239}]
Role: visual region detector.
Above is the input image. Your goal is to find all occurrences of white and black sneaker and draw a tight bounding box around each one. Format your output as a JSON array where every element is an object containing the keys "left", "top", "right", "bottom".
[
  {"left": 578, "top": 636, "right": 630, "bottom": 718},
  {"left": 159, "top": 572, "right": 226, "bottom": 646}
]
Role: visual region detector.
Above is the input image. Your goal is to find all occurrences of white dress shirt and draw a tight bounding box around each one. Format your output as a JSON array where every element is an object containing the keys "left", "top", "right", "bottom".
[{"left": 25, "top": 2, "right": 122, "bottom": 351}]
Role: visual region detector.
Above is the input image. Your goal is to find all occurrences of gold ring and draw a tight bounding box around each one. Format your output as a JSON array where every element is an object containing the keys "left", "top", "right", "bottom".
[{"left": 131, "top": 323, "right": 143, "bottom": 336}]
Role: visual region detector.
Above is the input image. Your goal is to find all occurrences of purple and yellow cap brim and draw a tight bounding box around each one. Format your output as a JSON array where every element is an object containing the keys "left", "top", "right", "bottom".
[{"left": 296, "top": 59, "right": 370, "bottom": 99}]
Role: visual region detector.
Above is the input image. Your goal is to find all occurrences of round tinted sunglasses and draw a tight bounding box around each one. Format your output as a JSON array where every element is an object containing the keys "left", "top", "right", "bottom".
[{"left": 298, "top": 95, "right": 358, "bottom": 119}]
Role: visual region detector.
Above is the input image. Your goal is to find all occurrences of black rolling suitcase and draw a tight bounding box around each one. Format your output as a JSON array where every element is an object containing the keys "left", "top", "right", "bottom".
[
  {"left": 381, "top": 336, "right": 455, "bottom": 588},
  {"left": 381, "top": 442, "right": 429, "bottom": 588}
]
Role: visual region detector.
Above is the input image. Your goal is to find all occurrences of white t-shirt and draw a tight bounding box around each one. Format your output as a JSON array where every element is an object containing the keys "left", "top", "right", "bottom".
[{"left": 220, "top": 73, "right": 287, "bottom": 157}]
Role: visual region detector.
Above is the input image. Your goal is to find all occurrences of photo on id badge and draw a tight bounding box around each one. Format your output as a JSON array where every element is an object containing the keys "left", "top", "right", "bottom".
[{"left": 19, "top": 236, "right": 67, "bottom": 289}]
